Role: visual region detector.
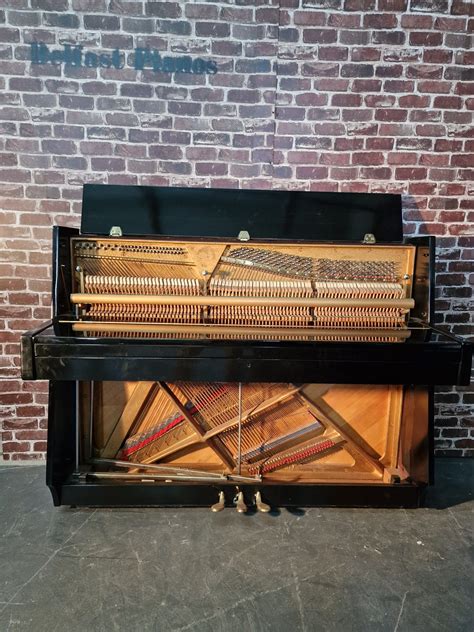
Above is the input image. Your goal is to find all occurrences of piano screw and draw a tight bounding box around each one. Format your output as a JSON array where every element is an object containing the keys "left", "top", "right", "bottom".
[
  {"left": 403, "top": 274, "right": 410, "bottom": 280},
  {"left": 211, "top": 491, "right": 225, "bottom": 513},
  {"left": 201, "top": 270, "right": 209, "bottom": 276}
]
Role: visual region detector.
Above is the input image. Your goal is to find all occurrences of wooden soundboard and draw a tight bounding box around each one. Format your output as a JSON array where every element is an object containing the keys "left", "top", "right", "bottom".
[{"left": 87, "top": 380, "right": 415, "bottom": 486}]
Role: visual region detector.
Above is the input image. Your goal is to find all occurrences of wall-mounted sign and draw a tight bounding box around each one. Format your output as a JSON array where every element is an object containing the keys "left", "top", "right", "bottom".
[{"left": 30, "top": 42, "right": 217, "bottom": 75}]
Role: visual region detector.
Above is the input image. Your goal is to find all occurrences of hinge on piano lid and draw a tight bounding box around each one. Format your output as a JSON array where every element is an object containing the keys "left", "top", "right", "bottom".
[
  {"left": 109, "top": 226, "right": 123, "bottom": 237},
  {"left": 362, "top": 233, "right": 376, "bottom": 244},
  {"left": 237, "top": 230, "right": 250, "bottom": 242}
]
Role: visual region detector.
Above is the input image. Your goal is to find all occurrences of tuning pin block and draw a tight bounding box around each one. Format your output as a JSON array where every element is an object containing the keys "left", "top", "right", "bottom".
[
  {"left": 235, "top": 491, "right": 248, "bottom": 514},
  {"left": 255, "top": 491, "right": 271, "bottom": 513},
  {"left": 211, "top": 491, "right": 225, "bottom": 513}
]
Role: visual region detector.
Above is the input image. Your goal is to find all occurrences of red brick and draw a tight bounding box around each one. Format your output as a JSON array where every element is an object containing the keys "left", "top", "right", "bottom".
[
  {"left": 445, "top": 111, "right": 472, "bottom": 124},
  {"left": 344, "top": 0, "right": 375, "bottom": 9},
  {"left": 319, "top": 153, "right": 351, "bottom": 166},
  {"left": 372, "top": 31, "right": 406, "bottom": 45},
  {"left": 90, "top": 157, "right": 125, "bottom": 171},
  {"left": 384, "top": 80, "right": 415, "bottom": 93},
  {"left": 360, "top": 167, "right": 392, "bottom": 179},
  {"left": 395, "top": 168, "right": 428, "bottom": 180},
  {"left": 365, "top": 95, "right": 396, "bottom": 108},
  {"left": 423, "top": 50, "right": 453, "bottom": 65},
  {"left": 410, "top": 32, "right": 444, "bottom": 47},
  {"left": 434, "top": 16, "right": 467, "bottom": 31},
  {"left": 185, "top": 3, "right": 218, "bottom": 19},
  {"left": 347, "top": 123, "right": 378, "bottom": 136},
  {"left": 429, "top": 168, "right": 457, "bottom": 182},
  {"left": 375, "top": 65, "right": 403, "bottom": 78},
  {"left": 2, "top": 442, "right": 31, "bottom": 453},
  {"left": 351, "top": 48, "right": 381, "bottom": 62},
  {"left": 420, "top": 154, "right": 449, "bottom": 167},
  {"left": 287, "top": 151, "right": 319, "bottom": 164},
  {"left": 303, "top": 28, "right": 337, "bottom": 44},
  {"left": 294, "top": 11, "right": 326, "bottom": 26},
  {"left": 378, "top": 0, "right": 408, "bottom": 7},
  {"left": 341, "top": 64, "right": 374, "bottom": 78},
  {"left": 419, "top": 80, "right": 452, "bottom": 94},
  {"left": 401, "top": 15, "right": 433, "bottom": 29},
  {"left": 383, "top": 49, "right": 422, "bottom": 63},
  {"left": 352, "top": 79, "right": 382, "bottom": 92},
  {"left": 451, "top": 154, "right": 474, "bottom": 168},
  {"left": 314, "top": 78, "right": 350, "bottom": 92},
  {"left": 302, "top": 62, "right": 339, "bottom": 77},
  {"left": 366, "top": 138, "right": 394, "bottom": 150},
  {"left": 375, "top": 109, "right": 407, "bottom": 122},
  {"left": 351, "top": 152, "right": 385, "bottom": 166},
  {"left": 332, "top": 94, "right": 362, "bottom": 107},
  {"left": 295, "top": 166, "right": 329, "bottom": 179},
  {"left": 416, "top": 124, "right": 446, "bottom": 136},
  {"left": 327, "top": 14, "right": 360, "bottom": 28},
  {"left": 232, "top": 24, "right": 266, "bottom": 40},
  {"left": 435, "top": 139, "right": 463, "bottom": 152},
  {"left": 319, "top": 46, "right": 348, "bottom": 61},
  {"left": 387, "top": 153, "right": 418, "bottom": 166},
  {"left": 451, "top": 0, "right": 474, "bottom": 15},
  {"left": 455, "top": 82, "right": 474, "bottom": 96},
  {"left": 340, "top": 30, "right": 370, "bottom": 45},
  {"left": 434, "top": 96, "right": 463, "bottom": 109},
  {"left": 364, "top": 14, "right": 398, "bottom": 28},
  {"left": 410, "top": 109, "right": 442, "bottom": 123}
]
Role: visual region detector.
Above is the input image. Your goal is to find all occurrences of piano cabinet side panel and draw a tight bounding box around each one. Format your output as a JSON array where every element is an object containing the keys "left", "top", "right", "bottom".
[
  {"left": 46, "top": 381, "right": 77, "bottom": 505},
  {"left": 52, "top": 226, "right": 78, "bottom": 322},
  {"left": 399, "top": 385, "right": 431, "bottom": 486}
]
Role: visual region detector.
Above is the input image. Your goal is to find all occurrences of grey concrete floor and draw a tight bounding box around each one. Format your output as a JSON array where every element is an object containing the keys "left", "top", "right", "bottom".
[{"left": 0, "top": 460, "right": 472, "bottom": 632}]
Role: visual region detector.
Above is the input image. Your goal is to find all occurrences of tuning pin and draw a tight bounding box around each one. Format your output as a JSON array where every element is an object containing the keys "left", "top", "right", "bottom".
[
  {"left": 255, "top": 491, "right": 271, "bottom": 513},
  {"left": 235, "top": 491, "right": 247, "bottom": 514},
  {"left": 211, "top": 491, "right": 225, "bottom": 513}
]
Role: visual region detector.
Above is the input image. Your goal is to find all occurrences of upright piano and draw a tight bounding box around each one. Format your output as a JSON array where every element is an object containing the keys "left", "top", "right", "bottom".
[{"left": 21, "top": 185, "right": 472, "bottom": 511}]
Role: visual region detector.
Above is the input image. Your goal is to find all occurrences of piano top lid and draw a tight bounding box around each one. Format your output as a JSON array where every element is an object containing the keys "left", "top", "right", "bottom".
[{"left": 81, "top": 184, "right": 403, "bottom": 243}]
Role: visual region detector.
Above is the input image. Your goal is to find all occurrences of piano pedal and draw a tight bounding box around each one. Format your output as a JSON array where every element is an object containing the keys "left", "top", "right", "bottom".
[
  {"left": 234, "top": 491, "right": 248, "bottom": 514},
  {"left": 210, "top": 491, "right": 225, "bottom": 513},
  {"left": 255, "top": 491, "right": 271, "bottom": 513}
]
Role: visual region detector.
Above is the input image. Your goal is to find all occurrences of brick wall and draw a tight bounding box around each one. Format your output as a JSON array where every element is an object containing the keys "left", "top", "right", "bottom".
[{"left": 0, "top": 0, "right": 472, "bottom": 461}]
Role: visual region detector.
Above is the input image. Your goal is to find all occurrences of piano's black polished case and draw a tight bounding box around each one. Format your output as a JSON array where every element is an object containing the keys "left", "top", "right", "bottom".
[{"left": 21, "top": 186, "right": 472, "bottom": 508}]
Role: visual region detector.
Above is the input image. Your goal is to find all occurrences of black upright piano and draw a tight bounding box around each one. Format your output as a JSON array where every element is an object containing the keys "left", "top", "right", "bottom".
[{"left": 21, "top": 185, "right": 472, "bottom": 511}]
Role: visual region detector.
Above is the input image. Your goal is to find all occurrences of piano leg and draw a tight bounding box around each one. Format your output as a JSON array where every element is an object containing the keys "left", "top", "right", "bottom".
[{"left": 74, "top": 381, "right": 80, "bottom": 473}]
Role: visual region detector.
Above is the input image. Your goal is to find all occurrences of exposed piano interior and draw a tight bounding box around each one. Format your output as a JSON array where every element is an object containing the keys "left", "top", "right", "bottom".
[
  {"left": 82, "top": 381, "right": 427, "bottom": 488},
  {"left": 69, "top": 237, "right": 416, "bottom": 342},
  {"left": 21, "top": 185, "right": 472, "bottom": 509}
]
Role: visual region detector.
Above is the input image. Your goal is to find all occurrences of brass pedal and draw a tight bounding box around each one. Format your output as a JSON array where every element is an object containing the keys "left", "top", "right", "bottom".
[
  {"left": 211, "top": 491, "right": 225, "bottom": 513},
  {"left": 255, "top": 491, "right": 271, "bottom": 513},
  {"left": 235, "top": 491, "right": 247, "bottom": 514}
]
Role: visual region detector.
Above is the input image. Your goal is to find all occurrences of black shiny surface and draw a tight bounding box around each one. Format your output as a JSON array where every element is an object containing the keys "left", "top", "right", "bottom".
[
  {"left": 81, "top": 185, "right": 403, "bottom": 242},
  {"left": 60, "top": 480, "right": 424, "bottom": 509},
  {"left": 22, "top": 324, "right": 472, "bottom": 385}
]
